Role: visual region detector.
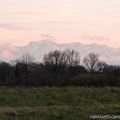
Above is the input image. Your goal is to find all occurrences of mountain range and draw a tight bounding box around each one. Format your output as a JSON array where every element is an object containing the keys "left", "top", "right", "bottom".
[{"left": 0, "top": 40, "right": 120, "bottom": 64}]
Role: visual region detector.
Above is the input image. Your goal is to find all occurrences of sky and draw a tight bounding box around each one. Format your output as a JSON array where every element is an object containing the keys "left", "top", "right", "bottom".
[{"left": 0, "top": 0, "right": 120, "bottom": 47}]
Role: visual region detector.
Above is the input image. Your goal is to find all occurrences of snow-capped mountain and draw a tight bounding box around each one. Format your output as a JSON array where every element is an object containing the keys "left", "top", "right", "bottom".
[{"left": 0, "top": 40, "right": 120, "bottom": 64}]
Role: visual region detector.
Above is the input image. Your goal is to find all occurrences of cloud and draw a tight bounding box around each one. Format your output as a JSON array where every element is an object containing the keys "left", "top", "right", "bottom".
[
  {"left": 17, "top": 11, "right": 50, "bottom": 15},
  {"left": 16, "top": 7, "right": 56, "bottom": 16},
  {"left": 1, "top": 50, "right": 12, "bottom": 59},
  {"left": 39, "top": 21, "right": 72, "bottom": 24},
  {"left": 81, "top": 35, "right": 110, "bottom": 42},
  {"left": 0, "top": 43, "right": 16, "bottom": 51},
  {"left": 0, "top": 43, "right": 16, "bottom": 60},
  {"left": 0, "top": 24, "right": 28, "bottom": 30},
  {"left": 40, "top": 34, "right": 56, "bottom": 41}
]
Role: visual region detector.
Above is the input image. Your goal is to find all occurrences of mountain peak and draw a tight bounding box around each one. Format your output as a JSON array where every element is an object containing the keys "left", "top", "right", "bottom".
[
  {"left": 29, "top": 39, "right": 55, "bottom": 45},
  {"left": 1, "top": 40, "right": 120, "bottom": 64},
  {"left": 40, "top": 39, "right": 55, "bottom": 43}
]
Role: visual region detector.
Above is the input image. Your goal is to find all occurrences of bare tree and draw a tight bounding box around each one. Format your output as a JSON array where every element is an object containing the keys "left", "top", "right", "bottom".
[
  {"left": 64, "top": 49, "right": 80, "bottom": 67},
  {"left": 96, "top": 61, "right": 107, "bottom": 72},
  {"left": 15, "top": 53, "right": 34, "bottom": 85},
  {"left": 43, "top": 49, "right": 80, "bottom": 67},
  {"left": 83, "top": 53, "right": 106, "bottom": 73},
  {"left": 43, "top": 49, "right": 80, "bottom": 86},
  {"left": 43, "top": 50, "right": 66, "bottom": 67},
  {"left": 16, "top": 53, "right": 34, "bottom": 65}
]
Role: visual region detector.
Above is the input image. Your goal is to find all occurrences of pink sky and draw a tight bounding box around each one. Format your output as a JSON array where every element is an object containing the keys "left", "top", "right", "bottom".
[{"left": 0, "top": 0, "right": 120, "bottom": 48}]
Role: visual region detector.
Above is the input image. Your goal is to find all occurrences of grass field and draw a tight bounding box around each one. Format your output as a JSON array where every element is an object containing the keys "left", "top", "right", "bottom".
[{"left": 0, "top": 87, "right": 119, "bottom": 120}]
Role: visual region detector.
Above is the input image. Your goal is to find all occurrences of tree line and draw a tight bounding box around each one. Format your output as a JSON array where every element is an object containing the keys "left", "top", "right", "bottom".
[{"left": 0, "top": 49, "right": 120, "bottom": 87}]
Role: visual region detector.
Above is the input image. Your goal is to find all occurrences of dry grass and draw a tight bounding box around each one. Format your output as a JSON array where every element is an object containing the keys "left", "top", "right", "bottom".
[{"left": 0, "top": 87, "right": 119, "bottom": 120}]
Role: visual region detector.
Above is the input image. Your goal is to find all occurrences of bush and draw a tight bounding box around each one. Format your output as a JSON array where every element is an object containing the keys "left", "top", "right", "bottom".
[{"left": 71, "top": 74, "right": 113, "bottom": 87}]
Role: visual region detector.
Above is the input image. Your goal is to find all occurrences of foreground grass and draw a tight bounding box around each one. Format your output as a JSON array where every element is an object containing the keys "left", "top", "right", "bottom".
[{"left": 0, "top": 87, "right": 119, "bottom": 120}]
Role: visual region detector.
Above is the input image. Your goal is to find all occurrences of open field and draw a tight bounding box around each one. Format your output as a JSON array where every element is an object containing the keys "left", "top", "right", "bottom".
[{"left": 0, "top": 87, "right": 119, "bottom": 120}]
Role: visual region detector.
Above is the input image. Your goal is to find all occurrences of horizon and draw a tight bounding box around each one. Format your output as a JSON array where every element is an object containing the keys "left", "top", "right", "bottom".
[
  {"left": 0, "top": 0, "right": 120, "bottom": 47},
  {"left": 0, "top": 39, "right": 120, "bottom": 65},
  {"left": 0, "top": 39, "right": 119, "bottom": 49}
]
